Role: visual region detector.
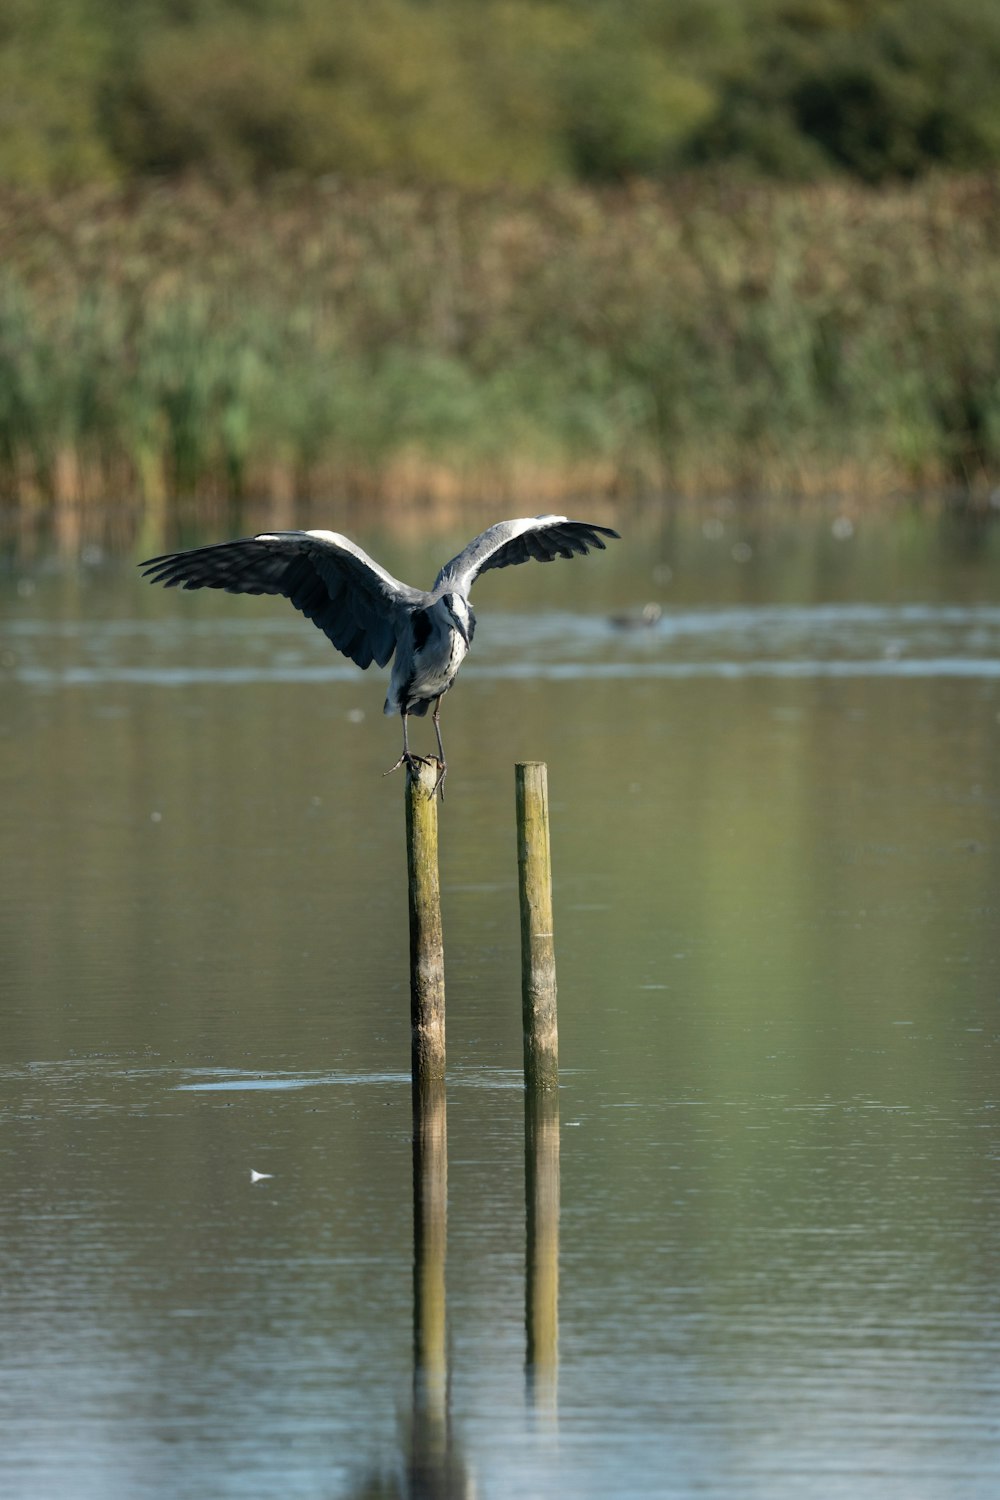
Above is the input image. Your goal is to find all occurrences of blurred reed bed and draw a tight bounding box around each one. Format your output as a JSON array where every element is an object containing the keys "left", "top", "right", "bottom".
[{"left": 2, "top": 175, "right": 1000, "bottom": 511}]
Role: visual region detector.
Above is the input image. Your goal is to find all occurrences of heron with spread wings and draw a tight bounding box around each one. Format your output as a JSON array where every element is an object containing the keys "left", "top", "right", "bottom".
[{"left": 140, "top": 515, "right": 619, "bottom": 793}]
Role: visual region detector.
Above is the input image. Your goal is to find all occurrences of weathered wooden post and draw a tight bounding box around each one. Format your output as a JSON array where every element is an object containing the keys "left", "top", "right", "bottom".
[
  {"left": 515, "top": 761, "right": 559, "bottom": 1092},
  {"left": 406, "top": 760, "right": 446, "bottom": 1095},
  {"left": 406, "top": 761, "right": 449, "bottom": 1452}
]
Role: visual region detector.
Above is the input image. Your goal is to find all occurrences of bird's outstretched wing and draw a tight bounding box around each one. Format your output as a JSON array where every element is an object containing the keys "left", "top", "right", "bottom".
[
  {"left": 434, "top": 515, "right": 620, "bottom": 595},
  {"left": 140, "top": 530, "right": 425, "bottom": 670}
]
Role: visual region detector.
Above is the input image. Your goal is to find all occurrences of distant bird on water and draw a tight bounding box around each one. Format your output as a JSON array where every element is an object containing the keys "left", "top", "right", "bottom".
[
  {"left": 609, "top": 601, "right": 662, "bottom": 630},
  {"left": 140, "top": 515, "right": 619, "bottom": 793}
]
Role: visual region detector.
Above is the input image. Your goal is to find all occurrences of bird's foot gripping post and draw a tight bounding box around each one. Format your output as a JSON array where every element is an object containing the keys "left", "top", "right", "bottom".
[
  {"left": 516, "top": 762, "right": 559, "bottom": 1094},
  {"left": 430, "top": 757, "right": 447, "bottom": 800},
  {"left": 406, "top": 758, "right": 447, "bottom": 1099},
  {"left": 386, "top": 750, "right": 435, "bottom": 782},
  {"left": 385, "top": 710, "right": 447, "bottom": 798},
  {"left": 387, "top": 753, "right": 446, "bottom": 799}
]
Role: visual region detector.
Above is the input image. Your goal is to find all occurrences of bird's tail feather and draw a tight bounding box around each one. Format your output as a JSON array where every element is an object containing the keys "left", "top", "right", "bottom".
[
  {"left": 384, "top": 695, "right": 432, "bottom": 717},
  {"left": 383, "top": 696, "right": 431, "bottom": 717}
]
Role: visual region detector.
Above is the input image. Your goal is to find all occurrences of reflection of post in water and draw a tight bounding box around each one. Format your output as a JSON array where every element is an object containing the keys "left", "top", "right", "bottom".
[
  {"left": 353, "top": 1082, "right": 469, "bottom": 1499},
  {"left": 525, "top": 1086, "right": 560, "bottom": 1411},
  {"left": 409, "top": 1076, "right": 471, "bottom": 1497},
  {"left": 412, "top": 1077, "right": 448, "bottom": 1409}
]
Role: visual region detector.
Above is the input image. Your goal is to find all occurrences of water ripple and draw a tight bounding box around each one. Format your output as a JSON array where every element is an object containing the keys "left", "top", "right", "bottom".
[{"left": 6, "top": 603, "right": 1000, "bottom": 685}]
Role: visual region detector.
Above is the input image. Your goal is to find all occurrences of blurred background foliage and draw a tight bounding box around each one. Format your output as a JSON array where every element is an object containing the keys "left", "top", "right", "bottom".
[
  {"left": 4, "top": 176, "right": 1000, "bottom": 505},
  {"left": 4, "top": 0, "right": 1000, "bottom": 189},
  {"left": 3, "top": 0, "right": 1000, "bottom": 506}
]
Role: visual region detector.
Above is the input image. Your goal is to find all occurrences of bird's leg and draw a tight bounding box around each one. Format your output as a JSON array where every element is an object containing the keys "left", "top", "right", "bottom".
[
  {"left": 383, "top": 711, "right": 431, "bottom": 781},
  {"left": 430, "top": 695, "right": 447, "bottom": 797}
]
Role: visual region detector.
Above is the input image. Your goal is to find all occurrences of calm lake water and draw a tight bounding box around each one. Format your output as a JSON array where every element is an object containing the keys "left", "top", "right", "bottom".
[{"left": 2, "top": 503, "right": 999, "bottom": 1499}]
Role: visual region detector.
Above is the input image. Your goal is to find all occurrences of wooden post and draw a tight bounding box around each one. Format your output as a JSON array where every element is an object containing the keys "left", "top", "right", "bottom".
[
  {"left": 515, "top": 761, "right": 558, "bottom": 1091},
  {"left": 406, "top": 760, "right": 446, "bottom": 1093}
]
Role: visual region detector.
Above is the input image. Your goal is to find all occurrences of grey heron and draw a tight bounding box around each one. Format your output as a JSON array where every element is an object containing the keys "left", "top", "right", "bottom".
[{"left": 140, "top": 514, "right": 619, "bottom": 792}]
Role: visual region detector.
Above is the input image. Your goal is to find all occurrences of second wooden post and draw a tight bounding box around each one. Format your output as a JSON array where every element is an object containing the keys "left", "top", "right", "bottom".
[{"left": 515, "top": 761, "right": 559, "bottom": 1091}]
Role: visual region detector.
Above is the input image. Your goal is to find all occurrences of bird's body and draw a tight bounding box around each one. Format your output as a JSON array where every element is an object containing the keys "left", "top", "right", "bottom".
[
  {"left": 141, "top": 515, "right": 619, "bottom": 791},
  {"left": 383, "top": 588, "right": 474, "bottom": 720}
]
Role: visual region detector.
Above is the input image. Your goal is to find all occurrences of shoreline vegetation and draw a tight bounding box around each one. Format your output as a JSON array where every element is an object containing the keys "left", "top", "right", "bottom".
[{"left": 3, "top": 174, "right": 1000, "bottom": 513}]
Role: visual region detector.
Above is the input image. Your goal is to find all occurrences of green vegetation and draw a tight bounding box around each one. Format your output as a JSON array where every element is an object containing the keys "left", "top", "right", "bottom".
[
  {"left": 4, "top": 1, "right": 1000, "bottom": 190},
  {"left": 3, "top": 3, "right": 1000, "bottom": 506},
  {"left": 3, "top": 176, "right": 1000, "bottom": 504}
]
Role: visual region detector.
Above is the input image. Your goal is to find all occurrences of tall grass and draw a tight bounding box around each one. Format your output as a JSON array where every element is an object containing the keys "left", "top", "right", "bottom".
[{"left": 2, "top": 175, "right": 1000, "bottom": 509}]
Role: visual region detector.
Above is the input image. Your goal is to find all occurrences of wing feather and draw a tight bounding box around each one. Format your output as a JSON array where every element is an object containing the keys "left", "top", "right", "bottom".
[
  {"left": 140, "top": 530, "right": 423, "bottom": 670},
  {"left": 434, "top": 515, "right": 619, "bottom": 594}
]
